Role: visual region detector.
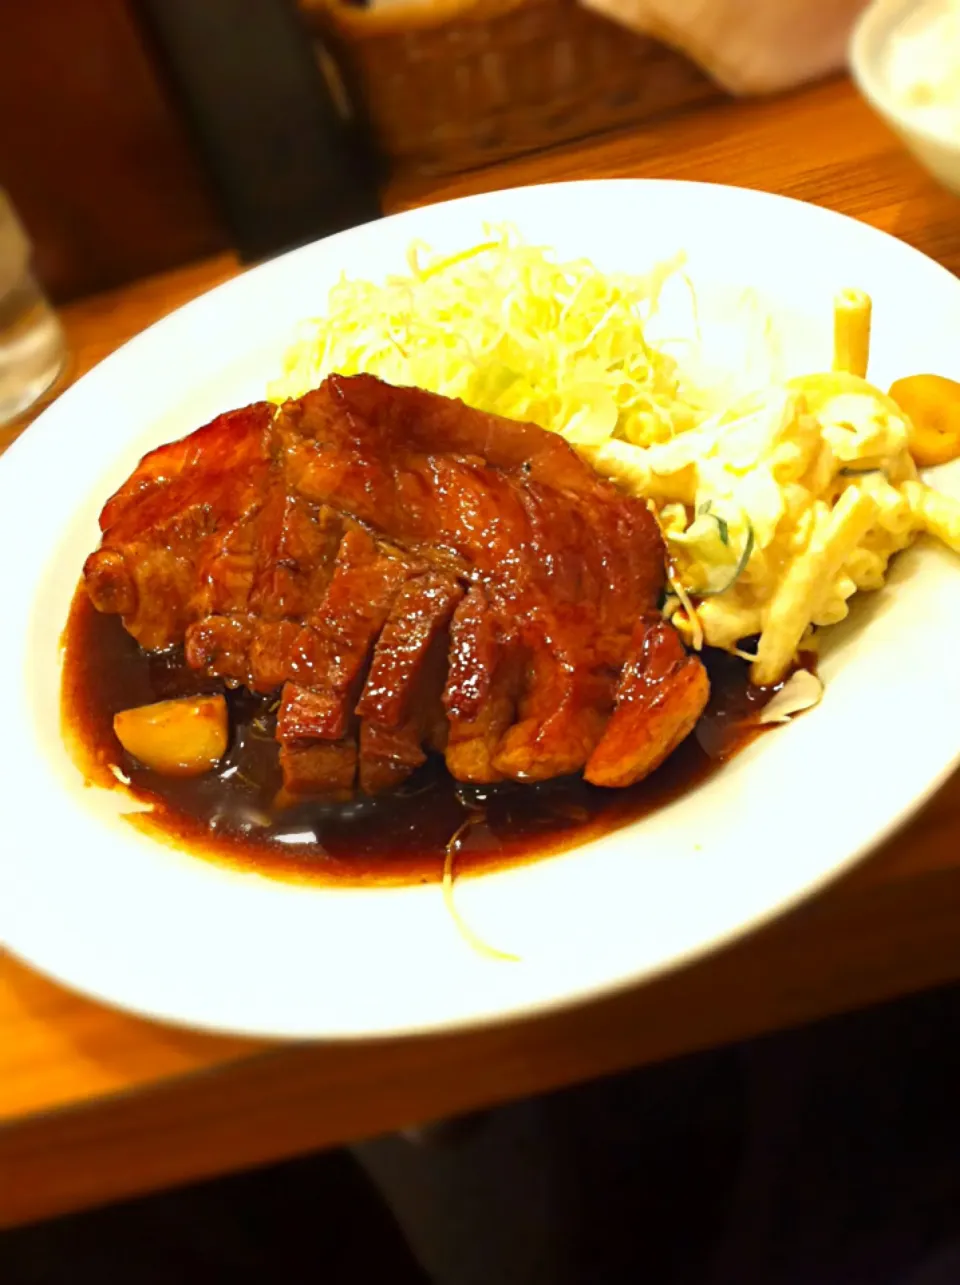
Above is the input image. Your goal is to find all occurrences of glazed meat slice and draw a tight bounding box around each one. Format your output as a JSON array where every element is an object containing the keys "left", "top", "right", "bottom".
[
  {"left": 273, "top": 375, "right": 694, "bottom": 784},
  {"left": 355, "top": 571, "right": 464, "bottom": 794},
  {"left": 275, "top": 524, "right": 426, "bottom": 797},
  {"left": 583, "top": 616, "right": 710, "bottom": 787},
  {"left": 84, "top": 403, "right": 276, "bottom": 650},
  {"left": 184, "top": 494, "right": 346, "bottom": 692},
  {"left": 83, "top": 375, "right": 709, "bottom": 797},
  {"left": 442, "top": 585, "right": 524, "bottom": 784}
]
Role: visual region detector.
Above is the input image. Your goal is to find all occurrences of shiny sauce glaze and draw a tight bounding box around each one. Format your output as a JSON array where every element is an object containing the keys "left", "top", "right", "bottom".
[{"left": 61, "top": 587, "right": 782, "bottom": 887}]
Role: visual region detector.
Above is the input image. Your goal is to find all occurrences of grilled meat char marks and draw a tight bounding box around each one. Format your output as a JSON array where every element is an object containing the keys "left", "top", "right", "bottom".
[{"left": 84, "top": 374, "right": 709, "bottom": 797}]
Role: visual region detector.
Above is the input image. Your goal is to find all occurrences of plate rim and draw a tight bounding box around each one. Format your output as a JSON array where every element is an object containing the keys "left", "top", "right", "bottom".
[{"left": 2, "top": 176, "right": 959, "bottom": 1042}]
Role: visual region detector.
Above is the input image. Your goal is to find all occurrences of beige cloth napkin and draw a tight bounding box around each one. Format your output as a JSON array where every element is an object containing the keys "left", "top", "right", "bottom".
[{"left": 580, "top": 0, "right": 871, "bottom": 94}]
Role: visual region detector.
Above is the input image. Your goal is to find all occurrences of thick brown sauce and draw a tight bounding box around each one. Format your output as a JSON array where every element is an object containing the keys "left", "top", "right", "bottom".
[{"left": 61, "top": 587, "right": 780, "bottom": 887}]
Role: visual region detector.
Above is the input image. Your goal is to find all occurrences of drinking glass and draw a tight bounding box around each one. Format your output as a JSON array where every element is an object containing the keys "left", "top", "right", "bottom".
[{"left": 0, "top": 190, "right": 66, "bottom": 425}]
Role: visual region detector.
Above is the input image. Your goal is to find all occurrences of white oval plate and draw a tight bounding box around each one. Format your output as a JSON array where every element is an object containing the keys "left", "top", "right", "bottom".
[{"left": 2, "top": 180, "right": 959, "bottom": 1040}]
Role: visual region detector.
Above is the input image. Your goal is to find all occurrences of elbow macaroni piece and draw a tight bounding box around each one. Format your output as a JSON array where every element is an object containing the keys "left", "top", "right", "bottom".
[
  {"left": 903, "top": 481, "right": 960, "bottom": 552},
  {"left": 751, "top": 487, "right": 879, "bottom": 686},
  {"left": 833, "top": 289, "right": 872, "bottom": 379},
  {"left": 843, "top": 546, "right": 888, "bottom": 592}
]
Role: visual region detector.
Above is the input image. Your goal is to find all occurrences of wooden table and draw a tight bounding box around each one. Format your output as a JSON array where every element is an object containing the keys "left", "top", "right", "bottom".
[{"left": 4, "top": 76, "right": 960, "bottom": 1231}]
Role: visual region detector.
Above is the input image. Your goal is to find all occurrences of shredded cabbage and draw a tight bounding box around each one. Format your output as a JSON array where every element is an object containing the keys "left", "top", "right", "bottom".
[{"left": 268, "top": 225, "right": 698, "bottom": 448}]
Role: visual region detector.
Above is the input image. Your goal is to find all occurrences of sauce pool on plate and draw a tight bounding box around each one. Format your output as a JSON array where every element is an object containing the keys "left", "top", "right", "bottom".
[{"left": 61, "top": 587, "right": 778, "bottom": 887}]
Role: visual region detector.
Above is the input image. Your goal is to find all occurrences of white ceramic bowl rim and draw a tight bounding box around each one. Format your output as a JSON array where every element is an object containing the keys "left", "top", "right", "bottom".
[{"left": 851, "top": 0, "right": 960, "bottom": 152}]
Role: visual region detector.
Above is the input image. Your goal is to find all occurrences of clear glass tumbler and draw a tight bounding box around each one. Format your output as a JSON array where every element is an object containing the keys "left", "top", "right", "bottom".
[{"left": 0, "top": 190, "right": 66, "bottom": 425}]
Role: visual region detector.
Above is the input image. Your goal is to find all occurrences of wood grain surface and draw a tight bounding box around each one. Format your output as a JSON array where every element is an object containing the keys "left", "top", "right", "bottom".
[{"left": 3, "top": 76, "right": 960, "bottom": 1230}]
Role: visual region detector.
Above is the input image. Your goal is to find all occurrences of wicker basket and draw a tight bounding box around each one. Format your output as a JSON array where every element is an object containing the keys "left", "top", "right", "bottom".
[{"left": 300, "top": 0, "right": 721, "bottom": 177}]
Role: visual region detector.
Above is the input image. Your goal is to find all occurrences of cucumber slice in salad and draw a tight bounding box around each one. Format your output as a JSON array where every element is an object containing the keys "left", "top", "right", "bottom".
[
  {"left": 668, "top": 501, "right": 755, "bottom": 599},
  {"left": 693, "top": 521, "right": 755, "bottom": 597}
]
